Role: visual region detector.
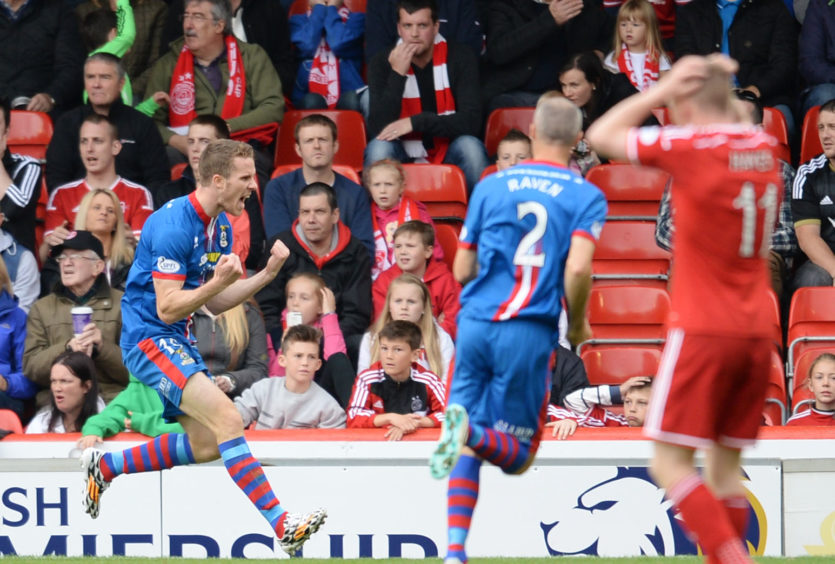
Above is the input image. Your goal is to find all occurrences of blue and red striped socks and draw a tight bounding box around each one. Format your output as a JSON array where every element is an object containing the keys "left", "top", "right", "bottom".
[
  {"left": 100, "top": 433, "right": 195, "bottom": 481},
  {"left": 446, "top": 454, "right": 481, "bottom": 563},
  {"left": 218, "top": 436, "right": 287, "bottom": 536},
  {"left": 466, "top": 423, "right": 530, "bottom": 474}
]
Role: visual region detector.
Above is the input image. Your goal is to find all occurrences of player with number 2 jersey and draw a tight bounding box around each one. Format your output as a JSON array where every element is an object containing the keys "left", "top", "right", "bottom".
[{"left": 430, "top": 95, "right": 606, "bottom": 564}]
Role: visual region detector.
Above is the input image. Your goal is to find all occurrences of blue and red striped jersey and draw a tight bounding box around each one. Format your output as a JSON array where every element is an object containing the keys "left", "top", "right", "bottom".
[
  {"left": 458, "top": 161, "right": 606, "bottom": 324},
  {"left": 121, "top": 192, "right": 233, "bottom": 349}
]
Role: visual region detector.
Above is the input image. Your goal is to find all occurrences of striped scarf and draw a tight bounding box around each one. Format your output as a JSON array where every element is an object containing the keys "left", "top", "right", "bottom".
[
  {"left": 371, "top": 195, "right": 421, "bottom": 279},
  {"left": 308, "top": 5, "right": 351, "bottom": 108},
  {"left": 617, "top": 47, "right": 660, "bottom": 92},
  {"left": 399, "top": 34, "right": 455, "bottom": 163},
  {"left": 169, "top": 35, "right": 245, "bottom": 134}
]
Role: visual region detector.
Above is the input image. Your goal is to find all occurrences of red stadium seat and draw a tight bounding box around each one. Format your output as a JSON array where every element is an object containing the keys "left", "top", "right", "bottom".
[
  {"left": 790, "top": 386, "right": 815, "bottom": 416},
  {"left": 786, "top": 287, "right": 835, "bottom": 386},
  {"left": 762, "top": 107, "right": 789, "bottom": 145},
  {"left": 8, "top": 111, "right": 53, "bottom": 160},
  {"left": 269, "top": 163, "right": 361, "bottom": 184},
  {"left": 170, "top": 163, "right": 187, "bottom": 180},
  {"left": 761, "top": 107, "right": 790, "bottom": 163},
  {"left": 0, "top": 409, "right": 24, "bottom": 434},
  {"left": 579, "top": 286, "right": 670, "bottom": 354},
  {"left": 580, "top": 347, "right": 661, "bottom": 386},
  {"left": 402, "top": 164, "right": 467, "bottom": 223},
  {"left": 592, "top": 221, "right": 671, "bottom": 289},
  {"left": 800, "top": 105, "right": 822, "bottom": 165},
  {"left": 586, "top": 163, "right": 669, "bottom": 220},
  {"left": 434, "top": 223, "right": 459, "bottom": 272},
  {"left": 484, "top": 107, "right": 535, "bottom": 156},
  {"left": 763, "top": 350, "right": 787, "bottom": 425},
  {"left": 274, "top": 110, "right": 366, "bottom": 172}
]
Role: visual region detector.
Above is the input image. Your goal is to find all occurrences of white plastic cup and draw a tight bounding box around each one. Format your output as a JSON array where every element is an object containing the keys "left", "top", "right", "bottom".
[
  {"left": 71, "top": 306, "right": 93, "bottom": 338},
  {"left": 286, "top": 311, "right": 303, "bottom": 327}
]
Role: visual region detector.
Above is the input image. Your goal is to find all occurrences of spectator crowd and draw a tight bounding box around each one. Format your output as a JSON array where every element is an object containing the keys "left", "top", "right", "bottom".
[{"left": 1, "top": 0, "right": 834, "bottom": 436}]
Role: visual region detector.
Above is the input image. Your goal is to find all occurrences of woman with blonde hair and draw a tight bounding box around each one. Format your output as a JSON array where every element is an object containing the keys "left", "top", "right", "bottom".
[
  {"left": 75, "top": 188, "right": 135, "bottom": 289},
  {"left": 358, "top": 273, "right": 454, "bottom": 380}
]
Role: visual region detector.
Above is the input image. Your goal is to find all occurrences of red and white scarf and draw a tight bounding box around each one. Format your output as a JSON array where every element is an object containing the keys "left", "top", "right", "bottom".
[
  {"left": 399, "top": 34, "right": 455, "bottom": 163},
  {"left": 309, "top": 5, "right": 350, "bottom": 109},
  {"left": 169, "top": 35, "right": 245, "bottom": 135},
  {"left": 617, "top": 46, "right": 660, "bottom": 92},
  {"left": 371, "top": 195, "right": 421, "bottom": 279}
]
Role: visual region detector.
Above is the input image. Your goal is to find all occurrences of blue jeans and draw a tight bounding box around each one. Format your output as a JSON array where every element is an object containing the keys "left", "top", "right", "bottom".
[
  {"left": 792, "top": 260, "right": 834, "bottom": 291},
  {"left": 364, "top": 135, "right": 489, "bottom": 194},
  {"left": 297, "top": 90, "right": 361, "bottom": 112},
  {"left": 801, "top": 84, "right": 835, "bottom": 119}
]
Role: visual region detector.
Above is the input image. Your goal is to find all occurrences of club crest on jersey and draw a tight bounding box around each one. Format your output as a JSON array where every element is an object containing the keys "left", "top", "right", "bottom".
[
  {"left": 410, "top": 395, "right": 425, "bottom": 413},
  {"left": 220, "top": 225, "right": 229, "bottom": 248},
  {"left": 157, "top": 257, "right": 180, "bottom": 274}
]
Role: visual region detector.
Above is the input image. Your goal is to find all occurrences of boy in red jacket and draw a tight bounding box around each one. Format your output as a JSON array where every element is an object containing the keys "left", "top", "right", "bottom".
[{"left": 372, "top": 220, "right": 460, "bottom": 338}]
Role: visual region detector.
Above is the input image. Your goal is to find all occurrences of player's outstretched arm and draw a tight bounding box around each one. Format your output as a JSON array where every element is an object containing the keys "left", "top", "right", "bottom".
[
  {"left": 564, "top": 235, "right": 596, "bottom": 346},
  {"left": 206, "top": 239, "right": 291, "bottom": 315}
]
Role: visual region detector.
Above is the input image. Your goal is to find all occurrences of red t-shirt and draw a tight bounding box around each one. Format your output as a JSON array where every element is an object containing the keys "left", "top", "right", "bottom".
[
  {"left": 45, "top": 177, "right": 154, "bottom": 238},
  {"left": 786, "top": 408, "right": 835, "bottom": 426},
  {"left": 627, "top": 124, "right": 782, "bottom": 336}
]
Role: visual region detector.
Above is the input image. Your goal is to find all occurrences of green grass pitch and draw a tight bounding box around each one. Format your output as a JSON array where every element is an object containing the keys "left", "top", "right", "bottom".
[{"left": 1, "top": 558, "right": 833, "bottom": 563}]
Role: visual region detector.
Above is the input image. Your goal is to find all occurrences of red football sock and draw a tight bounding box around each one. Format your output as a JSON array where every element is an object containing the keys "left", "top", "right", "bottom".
[
  {"left": 667, "top": 474, "right": 751, "bottom": 564},
  {"left": 722, "top": 495, "right": 750, "bottom": 542}
]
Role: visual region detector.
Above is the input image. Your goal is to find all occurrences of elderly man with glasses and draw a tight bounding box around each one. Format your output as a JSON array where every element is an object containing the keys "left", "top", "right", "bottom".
[
  {"left": 145, "top": 0, "right": 282, "bottom": 165},
  {"left": 23, "top": 230, "right": 128, "bottom": 408}
]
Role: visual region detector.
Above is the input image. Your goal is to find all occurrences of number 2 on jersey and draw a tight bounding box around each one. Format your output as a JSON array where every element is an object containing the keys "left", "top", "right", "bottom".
[
  {"left": 513, "top": 201, "right": 547, "bottom": 267},
  {"left": 733, "top": 182, "right": 778, "bottom": 258}
]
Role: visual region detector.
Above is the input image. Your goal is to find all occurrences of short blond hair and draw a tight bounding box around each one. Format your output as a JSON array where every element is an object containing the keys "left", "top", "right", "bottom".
[
  {"left": 534, "top": 92, "right": 582, "bottom": 147},
  {"left": 198, "top": 139, "right": 254, "bottom": 186}
]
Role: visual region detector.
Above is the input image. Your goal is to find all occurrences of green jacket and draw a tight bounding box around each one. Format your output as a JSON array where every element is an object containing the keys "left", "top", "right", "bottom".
[
  {"left": 82, "top": 375, "right": 182, "bottom": 438},
  {"left": 145, "top": 36, "right": 284, "bottom": 144}
]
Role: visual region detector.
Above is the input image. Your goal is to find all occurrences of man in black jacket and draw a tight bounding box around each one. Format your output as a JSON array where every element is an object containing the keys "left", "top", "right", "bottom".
[
  {"left": 482, "top": 0, "right": 611, "bottom": 112},
  {"left": 364, "top": 0, "right": 483, "bottom": 62},
  {"left": 161, "top": 0, "right": 295, "bottom": 98},
  {"left": 256, "top": 182, "right": 371, "bottom": 365},
  {"left": 364, "top": 0, "right": 488, "bottom": 193},
  {"left": 45, "top": 53, "right": 169, "bottom": 196},
  {"left": 0, "top": 0, "right": 85, "bottom": 115},
  {"left": 675, "top": 0, "right": 798, "bottom": 132}
]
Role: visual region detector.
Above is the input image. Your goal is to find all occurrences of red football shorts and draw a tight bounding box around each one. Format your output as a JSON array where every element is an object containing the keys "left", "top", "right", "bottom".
[{"left": 644, "top": 329, "right": 771, "bottom": 449}]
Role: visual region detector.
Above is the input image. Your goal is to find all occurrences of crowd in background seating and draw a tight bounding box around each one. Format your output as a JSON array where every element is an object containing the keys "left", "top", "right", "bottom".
[{"left": 0, "top": 0, "right": 833, "bottom": 435}]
